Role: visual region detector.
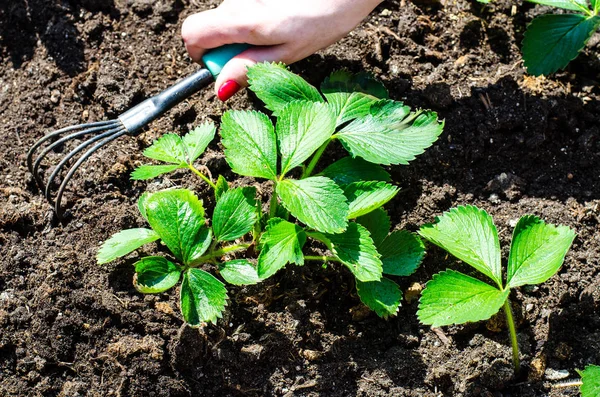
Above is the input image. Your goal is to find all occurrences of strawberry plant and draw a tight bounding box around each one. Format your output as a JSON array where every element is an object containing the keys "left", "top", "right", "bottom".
[
  {"left": 98, "top": 62, "right": 443, "bottom": 326},
  {"left": 522, "top": 0, "right": 600, "bottom": 75},
  {"left": 417, "top": 205, "right": 575, "bottom": 373}
]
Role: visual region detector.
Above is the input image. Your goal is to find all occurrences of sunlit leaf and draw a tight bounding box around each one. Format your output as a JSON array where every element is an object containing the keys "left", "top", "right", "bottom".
[
  {"left": 133, "top": 256, "right": 181, "bottom": 293},
  {"left": 97, "top": 228, "right": 159, "bottom": 264},
  {"left": 356, "top": 277, "right": 402, "bottom": 318},
  {"left": 419, "top": 205, "right": 503, "bottom": 288},
  {"left": 180, "top": 268, "right": 228, "bottom": 326},
  {"left": 506, "top": 215, "right": 575, "bottom": 288},
  {"left": 418, "top": 270, "right": 509, "bottom": 327},
  {"left": 277, "top": 177, "right": 348, "bottom": 233}
]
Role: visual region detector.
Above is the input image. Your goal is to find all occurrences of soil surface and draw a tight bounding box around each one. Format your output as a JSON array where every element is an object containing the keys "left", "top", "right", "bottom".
[{"left": 1, "top": 0, "right": 600, "bottom": 396}]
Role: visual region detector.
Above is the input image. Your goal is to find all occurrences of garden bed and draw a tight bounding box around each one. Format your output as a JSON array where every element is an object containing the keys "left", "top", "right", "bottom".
[{"left": 1, "top": 0, "right": 600, "bottom": 395}]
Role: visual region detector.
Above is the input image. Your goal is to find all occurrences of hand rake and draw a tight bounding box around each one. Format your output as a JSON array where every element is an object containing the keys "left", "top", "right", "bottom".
[{"left": 27, "top": 44, "right": 249, "bottom": 218}]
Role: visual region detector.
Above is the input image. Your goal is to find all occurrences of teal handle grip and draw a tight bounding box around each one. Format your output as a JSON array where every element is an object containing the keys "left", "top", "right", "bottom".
[{"left": 202, "top": 44, "right": 252, "bottom": 78}]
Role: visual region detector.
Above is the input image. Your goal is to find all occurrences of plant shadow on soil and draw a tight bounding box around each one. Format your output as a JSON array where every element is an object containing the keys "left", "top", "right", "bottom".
[
  {"left": 0, "top": 0, "right": 117, "bottom": 75},
  {"left": 101, "top": 257, "right": 429, "bottom": 395}
]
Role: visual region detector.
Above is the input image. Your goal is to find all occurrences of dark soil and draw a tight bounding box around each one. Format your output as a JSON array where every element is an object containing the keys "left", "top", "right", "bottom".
[{"left": 1, "top": 0, "right": 600, "bottom": 396}]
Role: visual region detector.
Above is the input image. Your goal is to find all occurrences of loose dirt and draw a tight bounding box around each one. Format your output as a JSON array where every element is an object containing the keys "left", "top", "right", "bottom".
[{"left": 1, "top": 0, "right": 599, "bottom": 396}]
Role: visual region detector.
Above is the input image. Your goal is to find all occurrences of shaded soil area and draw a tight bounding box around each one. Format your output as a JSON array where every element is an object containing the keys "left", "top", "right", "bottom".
[{"left": 1, "top": 0, "right": 600, "bottom": 396}]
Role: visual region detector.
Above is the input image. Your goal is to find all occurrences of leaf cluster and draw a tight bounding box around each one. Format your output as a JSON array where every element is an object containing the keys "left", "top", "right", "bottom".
[
  {"left": 98, "top": 63, "right": 444, "bottom": 326},
  {"left": 417, "top": 205, "right": 575, "bottom": 327},
  {"left": 522, "top": 0, "right": 600, "bottom": 76}
]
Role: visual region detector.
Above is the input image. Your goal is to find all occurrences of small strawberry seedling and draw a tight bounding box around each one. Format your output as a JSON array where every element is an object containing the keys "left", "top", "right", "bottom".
[
  {"left": 417, "top": 205, "right": 575, "bottom": 373},
  {"left": 98, "top": 63, "right": 444, "bottom": 326},
  {"left": 522, "top": 0, "right": 600, "bottom": 75}
]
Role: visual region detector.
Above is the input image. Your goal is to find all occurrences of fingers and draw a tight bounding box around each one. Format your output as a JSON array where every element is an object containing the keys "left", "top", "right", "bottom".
[
  {"left": 215, "top": 45, "right": 294, "bottom": 101},
  {"left": 181, "top": 8, "right": 251, "bottom": 62}
]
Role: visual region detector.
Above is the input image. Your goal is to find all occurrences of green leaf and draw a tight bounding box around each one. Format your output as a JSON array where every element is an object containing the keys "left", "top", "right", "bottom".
[
  {"left": 182, "top": 122, "right": 216, "bottom": 163},
  {"left": 321, "top": 71, "right": 387, "bottom": 126},
  {"left": 143, "top": 134, "right": 187, "bottom": 164},
  {"left": 522, "top": 14, "right": 600, "bottom": 76},
  {"left": 370, "top": 100, "right": 411, "bottom": 121},
  {"left": 97, "top": 228, "right": 160, "bottom": 264},
  {"left": 145, "top": 189, "right": 211, "bottom": 265},
  {"left": 319, "top": 156, "right": 390, "bottom": 186},
  {"left": 220, "top": 110, "right": 278, "bottom": 180},
  {"left": 356, "top": 207, "right": 391, "bottom": 247},
  {"left": 579, "top": 365, "right": 600, "bottom": 397},
  {"left": 356, "top": 277, "right": 402, "bottom": 318},
  {"left": 138, "top": 192, "right": 150, "bottom": 221},
  {"left": 219, "top": 259, "right": 261, "bottom": 285},
  {"left": 344, "top": 181, "right": 399, "bottom": 219},
  {"left": 336, "top": 111, "right": 443, "bottom": 165},
  {"left": 324, "top": 222, "right": 382, "bottom": 282},
  {"left": 506, "top": 216, "right": 575, "bottom": 288},
  {"left": 247, "top": 62, "right": 324, "bottom": 115},
  {"left": 277, "top": 177, "right": 349, "bottom": 233},
  {"left": 321, "top": 70, "right": 388, "bottom": 99},
  {"left": 418, "top": 270, "right": 509, "bottom": 327},
  {"left": 257, "top": 218, "right": 306, "bottom": 279},
  {"left": 131, "top": 164, "right": 181, "bottom": 180},
  {"left": 526, "top": 0, "right": 589, "bottom": 12},
  {"left": 274, "top": 203, "right": 290, "bottom": 220},
  {"left": 277, "top": 101, "right": 336, "bottom": 176},
  {"left": 180, "top": 268, "right": 227, "bottom": 326},
  {"left": 214, "top": 175, "right": 229, "bottom": 201},
  {"left": 419, "top": 205, "right": 503, "bottom": 288},
  {"left": 325, "top": 92, "right": 380, "bottom": 126},
  {"left": 133, "top": 256, "right": 181, "bottom": 293},
  {"left": 212, "top": 187, "right": 258, "bottom": 242},
  {"left": 380, "top": 231, "right": 425, "bottom": 277}
]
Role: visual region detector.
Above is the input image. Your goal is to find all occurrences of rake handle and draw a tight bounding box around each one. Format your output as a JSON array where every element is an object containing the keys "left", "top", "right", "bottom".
[{"left": 119, "top": 44, "right": 251, "bottom": 135}]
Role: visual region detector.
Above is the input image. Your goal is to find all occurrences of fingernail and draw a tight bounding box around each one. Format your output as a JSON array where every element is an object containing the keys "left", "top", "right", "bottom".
[{"left": 217, "top": 80, "right": 241, "bottom": 101}]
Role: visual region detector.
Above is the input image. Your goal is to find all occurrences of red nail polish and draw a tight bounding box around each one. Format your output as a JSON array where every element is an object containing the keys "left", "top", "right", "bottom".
[{"left": 217, "top": 80, "right": 241, "bottom": 101}]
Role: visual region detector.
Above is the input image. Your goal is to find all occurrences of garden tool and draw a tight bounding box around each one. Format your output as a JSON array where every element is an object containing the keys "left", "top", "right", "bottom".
[{"left": 27, "top": 44, "right": 249, "bottom": 218}]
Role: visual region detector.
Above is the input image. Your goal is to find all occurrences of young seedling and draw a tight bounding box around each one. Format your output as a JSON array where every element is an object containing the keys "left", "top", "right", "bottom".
[
  {"left": 99, "top": 63, "right": 443, "bottom": 325},
  {"left": 130, "top": 122, "right": 219, "bottom": 190},
  {"left": 522, "top": 0, "right": 600, "bottom": 75},
  {"left": 98, "top": 188, "right": 259, "bottom": 326},
  {"left": 417, "top": 205, "right": 575, "bottom": 373}
]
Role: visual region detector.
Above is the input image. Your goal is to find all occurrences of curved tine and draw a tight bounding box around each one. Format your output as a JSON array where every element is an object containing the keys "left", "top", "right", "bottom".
[
  {"left": 44, "top": 125, "right": 125, "bottom": 201},
  {"left": 31, "top": 124, "right": 120, "bottom": 190},
  {"left": 54, "top": 128, "right": 129, "bottom": 218},
  {"left": 26, "top": 120, "right": 119, "bottom": 174}
]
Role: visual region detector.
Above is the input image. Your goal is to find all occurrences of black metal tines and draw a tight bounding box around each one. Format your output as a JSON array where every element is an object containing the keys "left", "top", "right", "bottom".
[{"left": 26, "top": 120, "right": 128, "bottom": 218}]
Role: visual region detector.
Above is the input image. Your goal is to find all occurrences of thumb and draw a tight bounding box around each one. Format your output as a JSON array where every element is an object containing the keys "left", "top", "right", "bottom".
[{"left": 214, "top": 45, "right": 292, "bottom": 101}]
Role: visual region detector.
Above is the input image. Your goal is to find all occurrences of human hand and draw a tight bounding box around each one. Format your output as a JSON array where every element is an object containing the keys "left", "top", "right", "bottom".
[{"left": 181, "top": 0, "right": 383, "bottom": 100}]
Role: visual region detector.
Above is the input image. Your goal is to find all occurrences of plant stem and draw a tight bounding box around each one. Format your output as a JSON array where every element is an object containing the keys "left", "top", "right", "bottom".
[
  {"left": 207, "top": 239, "right": 219, "bottom": 260},
  {"left": 503, "top": 298, "right": 521, "bottom": 374},
  {"left": 252, "top": 211, "right": 262, "bottom": 242},
  {"left": 190, "top": 243, "right": 251, "bottom": 266},
  {"left": 188, "top": 164, "right": 217, "bottom": 190},
  {"left": 213, "top": 243, "right": 251, "bottom": 257},
  {"left": 304, "top": 255, "right": 341, "bottom": 263},
  {"left": 301, "top": 140, "right": 330, "bottom": 179},
  {"left": 269, "top": 183, "right": 279, "bottom": 219}
]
